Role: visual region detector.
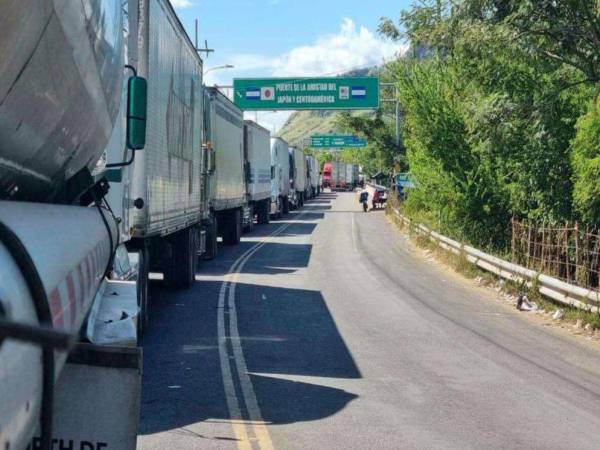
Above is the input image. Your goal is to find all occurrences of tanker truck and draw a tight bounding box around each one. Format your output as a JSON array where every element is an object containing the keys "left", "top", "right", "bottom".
[{"left": 0, "top": 1, "right": 209, "bottom": 448}]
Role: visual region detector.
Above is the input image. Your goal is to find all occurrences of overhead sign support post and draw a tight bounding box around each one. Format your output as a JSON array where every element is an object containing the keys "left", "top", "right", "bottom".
[
  {"left": 233, "top": 77, "right": 379, "bottom": 111},
  {"left": 380, "top": 82, "right": 400, "bottom": 146}
]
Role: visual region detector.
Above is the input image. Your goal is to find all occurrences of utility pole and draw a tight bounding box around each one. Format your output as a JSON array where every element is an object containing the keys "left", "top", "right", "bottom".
[
  {"left": 194, "top": 19, "right": 214, "bottom": 58},
  {"left": 380, "top": 82, "right": 401, "bottom": 147},
  {"left": 395, "top": 97, "right": 401, "bottom": 147}
]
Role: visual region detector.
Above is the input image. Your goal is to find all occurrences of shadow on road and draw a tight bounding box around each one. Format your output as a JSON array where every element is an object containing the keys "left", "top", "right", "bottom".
[
  {"left": 297, "top": 205, "right": 332, "bottom": 211},
  {"left": 202, "top": 242, "right": 313, "bottom": 276},
  {"left": 282, "top": 212, "right": 325, "bottom": 221},
  {"left": 139, "top": 281, "right": 359, "bottom": 435}
]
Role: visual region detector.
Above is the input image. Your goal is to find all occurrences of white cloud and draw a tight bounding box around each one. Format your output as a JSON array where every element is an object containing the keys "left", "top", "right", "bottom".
[
  {"left": 226, "top": 18, "right": 406, "bottom": 77},
  {"left": 171, "top": 0, "right": 193, "bottom": 9},
  {"left": 272, "top": 18, "right": 405, "bottom": 76}
]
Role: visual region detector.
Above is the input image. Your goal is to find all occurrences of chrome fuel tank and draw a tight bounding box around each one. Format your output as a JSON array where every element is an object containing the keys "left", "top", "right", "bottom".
[{"left": 0, "top": 0, "right": 124, "bottom": 201}]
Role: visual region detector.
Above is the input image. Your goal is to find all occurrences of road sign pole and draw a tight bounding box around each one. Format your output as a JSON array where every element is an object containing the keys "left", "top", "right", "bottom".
[{"left": 396, "top": 96, "right": 401, "bottom": 147}]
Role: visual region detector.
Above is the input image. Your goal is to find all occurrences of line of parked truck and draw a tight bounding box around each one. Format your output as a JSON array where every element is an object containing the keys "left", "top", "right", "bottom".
[
  {"left": 0, "top": 1, "right": 321, "bottom": 448},
  {"left": 322, "top": 162, "right": 360, "bottom": 191}
]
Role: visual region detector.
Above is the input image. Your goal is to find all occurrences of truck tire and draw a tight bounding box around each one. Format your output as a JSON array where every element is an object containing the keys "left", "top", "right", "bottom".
[
  {"left": 282, "top": 197, "right": 289, "bottom": 214},
  {"left": 223, "top": 209, "right": 242, "bottom": 245},
  {"left": 243, "top": 206, "right": 254, "bottom": 233},
  {"left": 136, "top": 246, "right": 149, "bottom": 343},
  {"left": 204, "top": 217, "right": 218, "bottom": 260},
  {"left": 257, "top": 199, "right": 270, "bottom": 225},
  {"left": 165, "top": 227, "right": 197, "bottom": 289}
]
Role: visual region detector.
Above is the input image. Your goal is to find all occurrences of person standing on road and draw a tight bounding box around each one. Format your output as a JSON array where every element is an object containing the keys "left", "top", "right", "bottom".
[{"left": 372, "top": 190, "right": 381, "bottom": 210}]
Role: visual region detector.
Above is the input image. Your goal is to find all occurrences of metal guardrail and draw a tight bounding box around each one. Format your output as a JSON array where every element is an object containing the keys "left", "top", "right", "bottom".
[{"left": 390, "top": 207, "right": 600, "bottom": 313}]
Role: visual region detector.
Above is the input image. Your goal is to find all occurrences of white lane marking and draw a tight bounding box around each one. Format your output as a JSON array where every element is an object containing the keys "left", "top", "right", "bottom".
[
  {"left": 217, "top": 266, "right": 252, "bottom": 449},
  {"left": 352, "top": 213, "right": 358, "bottom": 253},
  {"left": 217, "top": 216, "right": 301, "bottom": 449}
]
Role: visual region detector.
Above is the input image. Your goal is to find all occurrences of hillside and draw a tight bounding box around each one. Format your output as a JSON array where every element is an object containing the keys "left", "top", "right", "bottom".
[{"left": 276, "top": 67, "right": 378, "bottom": 146}]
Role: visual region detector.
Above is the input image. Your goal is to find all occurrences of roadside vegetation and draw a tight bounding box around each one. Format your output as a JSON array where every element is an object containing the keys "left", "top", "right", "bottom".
[
  {"left": 340, "top": 0, "right": 600, "bottom": 255},
  {"left": 388, "top": 195, "right": 600, "bottom": 333}
]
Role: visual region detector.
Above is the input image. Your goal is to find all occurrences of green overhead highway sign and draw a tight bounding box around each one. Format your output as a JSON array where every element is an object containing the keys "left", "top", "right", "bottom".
[
  {"left": 233, "top": 77, "right": 379, "bottom": 110},
  {"left": 310, "top": 135, "right": 367, "bottom": 148}
]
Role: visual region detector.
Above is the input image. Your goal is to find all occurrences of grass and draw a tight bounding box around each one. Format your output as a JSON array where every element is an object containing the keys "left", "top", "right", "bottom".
[{"left": 387, "top": 205, "right": 600, "bottom": 331}]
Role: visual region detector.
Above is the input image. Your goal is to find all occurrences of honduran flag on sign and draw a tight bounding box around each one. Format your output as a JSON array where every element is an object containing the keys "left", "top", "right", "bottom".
[
  {"left": 351, "top": 86, "right": 367, "bottom": 99},
  {"left": 246, "top": 87, "right": 261, "bottom": 100}
]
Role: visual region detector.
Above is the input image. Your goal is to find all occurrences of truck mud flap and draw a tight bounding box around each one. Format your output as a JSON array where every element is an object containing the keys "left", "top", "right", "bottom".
[{"left": 30, "top": 344, "right": 142, "bottom": 450}]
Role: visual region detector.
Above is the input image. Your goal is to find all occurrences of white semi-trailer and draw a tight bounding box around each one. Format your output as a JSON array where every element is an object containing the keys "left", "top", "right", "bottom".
[
  {"left": 122, "top": 0, "right": 208, "bottom": 293},
  {"left": 204, "top": 87, "right": 246, "bottom": 247},
  {"left": 291, "top": 147, "right": 307, "bottom": 207},
  {"left": 331, "top": 162, "right": 348, "bottom": 191},
  {"left": 346, "top": 164, "right": 360, "bottom": 191},
  {"left": 306, "top": 155, "right": 320, "bottom": 198},
  {"left": 270, "top": 137, "right": 291, "bottom": 217},
  {"left": 0, "top": 1, "right": 208, "bottom": 448},
  {"left": 243, "top": 121, "right": 272, "bottom": 228}
]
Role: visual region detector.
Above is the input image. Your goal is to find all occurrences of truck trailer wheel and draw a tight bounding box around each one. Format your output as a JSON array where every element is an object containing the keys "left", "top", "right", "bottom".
[
  {"left": 257, "top": 199, "right": 270, "bottom": 225},
  {"left": 165, "top": 226, "right": 197, "bottom": 289},
  {"left": 282, "top": 197, "right": 289, "bottom": 214},
  {"left": 243, "top": 205, "right": 254, "bottom": 233},
  {"left": 204, "top": 217, "right": 218, "bottom": 260},
  {"left": 223, "top": 209, "right": 242, "bottom": 245}
]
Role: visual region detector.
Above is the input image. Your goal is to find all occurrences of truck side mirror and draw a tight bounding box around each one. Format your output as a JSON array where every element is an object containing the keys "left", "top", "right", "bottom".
[{"left": 126, "top": 76, "right": 147, "bottom": 150}]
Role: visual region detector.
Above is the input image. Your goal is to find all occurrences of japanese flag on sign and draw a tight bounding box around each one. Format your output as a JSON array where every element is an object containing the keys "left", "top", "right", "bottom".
[{"left": 261, "top": 86, "right": 275, "bottom": 101}]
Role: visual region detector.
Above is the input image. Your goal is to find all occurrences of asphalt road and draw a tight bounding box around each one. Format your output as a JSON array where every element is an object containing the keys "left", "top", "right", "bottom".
[{"left": 138, "top": 192, "right": 600, "bottom": 450}]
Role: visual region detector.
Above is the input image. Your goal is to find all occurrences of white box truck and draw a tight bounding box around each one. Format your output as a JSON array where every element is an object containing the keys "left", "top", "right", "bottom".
[
  {"left": 345, "top": 164, "right": 359, "bottom": 191},
  {"left": 270, "top": 137, "right": 291, "bottom": 217},
  {"left": 291, "top": 147, "right": 307, "bottom": 207},
  {"left": 204, "top": 87, "right": 246, "bottom": 248},
  {"left": 243, "top": 121, "right": 272, "bottom": 228},
  {"left": 307, "top": 155, "right": 320, "bottom": 198},
  {"left": 125, "top": 0, "right": 208, "bottom": 291},
  {"left": 331, "top": 162, "right": 347, "bottom": 190}
]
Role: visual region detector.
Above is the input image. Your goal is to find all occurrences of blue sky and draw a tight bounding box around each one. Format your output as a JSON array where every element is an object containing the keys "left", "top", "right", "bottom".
[{"left": 171, "top": 0, "right": 410, "bottom": 131}]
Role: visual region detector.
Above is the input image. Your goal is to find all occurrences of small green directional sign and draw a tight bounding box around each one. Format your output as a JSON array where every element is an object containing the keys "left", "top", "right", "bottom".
[
  {"left": 233, "top": 77, "right": 379, "bottom": 110},
  {"left": 310, "top": 135, "right": 367, "bottom": 148}
]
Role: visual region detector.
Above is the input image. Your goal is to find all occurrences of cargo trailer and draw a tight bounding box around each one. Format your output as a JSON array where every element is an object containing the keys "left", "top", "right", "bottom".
[
  {"left": 291, "top": 147, "right": 307, "bottom": 206},
  {"left": 345, "top": 164, "right": 359, "bottom": 190},
  {"left": 127, "top": 0, "right": 208, "bottom": 289},
  {"left": 270, "top": 137, "right": 291, "bottom": 217},
  {"left": 331, "top": 162, "right": 348, "bottom": 191},
  {"left": 204, "top": 86, "right": 246, "bottom": 248},
  {"left": 288, "top": 149, "right": 298, "bottom": 209},
  {"left": 243, "top": 120, "right": 272, "bottom": 228},
  {"left": 307, "top": 155, "right": 320, "bottom": 197}
]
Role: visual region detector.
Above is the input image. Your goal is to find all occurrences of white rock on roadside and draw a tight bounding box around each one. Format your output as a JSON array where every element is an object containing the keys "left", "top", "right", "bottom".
[{"left": 552, "top": 309, "right": 564, "bottom": 320}]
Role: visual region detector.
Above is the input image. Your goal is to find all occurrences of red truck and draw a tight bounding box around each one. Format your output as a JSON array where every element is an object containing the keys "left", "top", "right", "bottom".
[{"left": 322, "top": 162, "right": 333, "bottom": 188}]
